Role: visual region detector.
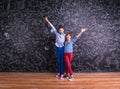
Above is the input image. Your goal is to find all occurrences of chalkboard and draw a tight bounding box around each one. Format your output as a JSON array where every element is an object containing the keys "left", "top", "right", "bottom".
[{"left": 0, "top": 0, "right": 120, "bottom": 72}]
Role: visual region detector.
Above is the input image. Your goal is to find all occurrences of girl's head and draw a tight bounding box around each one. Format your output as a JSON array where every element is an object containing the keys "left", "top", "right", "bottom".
[
  {"left": 58, "top": 25, "right": 64, "bottom": 34},
  {"left": 65, "top": 33, "right": 73, "bottom": 41}
]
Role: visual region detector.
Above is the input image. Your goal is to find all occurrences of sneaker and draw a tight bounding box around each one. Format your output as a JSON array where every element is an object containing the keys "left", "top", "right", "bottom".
[
  {"left": 66, "top": 76, "right": 69, "bottom": 80},
  {"left": 68, "top": 75, "right": 74, "bottom": 81},
  {"left": 63, "top": 73, "right": 68, "bottom": 77},
  {"left": 60, "top": 75, "right": 64, "bottom": 80},
  {"left": 56, "top": 73, "right": 60, "bottom": 78},
  {"left": 64, "top": 74, "right": 69, "bottom": 79}
]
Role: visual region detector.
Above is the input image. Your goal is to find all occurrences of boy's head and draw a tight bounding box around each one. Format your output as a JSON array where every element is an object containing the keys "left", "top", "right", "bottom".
[{"left": 58, "top": 25, "right": 64, "bottom": 34}]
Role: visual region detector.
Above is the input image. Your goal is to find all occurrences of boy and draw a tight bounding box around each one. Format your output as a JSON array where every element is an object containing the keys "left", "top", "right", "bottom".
[{"left": 45, "top": 17, "right": 65, "bottom": 80}]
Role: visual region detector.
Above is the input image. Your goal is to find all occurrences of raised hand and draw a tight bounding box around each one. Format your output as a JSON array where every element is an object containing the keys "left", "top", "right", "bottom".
[
  {"left": 76, "top": 28, "right": 87, "bottom": 38},
  {"left": 81, "top": 28, "right": 87, "bottom": 32},
  {"left": 45, "top": 17, "right": 51, "bottom": 24},
  {"left": 45, "top": 17, "right": 48, "bottom": 22}
]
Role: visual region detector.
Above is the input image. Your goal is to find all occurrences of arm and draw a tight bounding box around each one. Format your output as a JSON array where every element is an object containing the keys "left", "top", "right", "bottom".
[
  {"left": 45, "top": 17, "right": 51, "bottom": 24},
  {"left": 45, "top": 17, "right": 57, "bottom": 33},
  {"left": 76, "top": 28, "right": 87, "bottom": 38}
]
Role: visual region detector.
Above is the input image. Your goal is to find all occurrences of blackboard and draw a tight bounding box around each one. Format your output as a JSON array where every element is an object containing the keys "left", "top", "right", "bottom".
[{"left": 0, "top": 0, "right": 120, "bottom": 72}]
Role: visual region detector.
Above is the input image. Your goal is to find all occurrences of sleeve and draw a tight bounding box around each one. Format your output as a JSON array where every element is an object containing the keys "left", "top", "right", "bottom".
[
  {"left": 49, "top": 23, "right": 57, "bottom": 34},
  {"left": 71, "top": 36, "right": 78, "bottom": 43}
]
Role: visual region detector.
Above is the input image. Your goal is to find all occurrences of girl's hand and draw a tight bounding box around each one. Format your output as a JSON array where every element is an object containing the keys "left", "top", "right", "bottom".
[
  {"left": 81, "top": 28, "right": 87, "bottom": 32},
  {"left": 76, "top": 28, "right": 87, "bottom": 38}
]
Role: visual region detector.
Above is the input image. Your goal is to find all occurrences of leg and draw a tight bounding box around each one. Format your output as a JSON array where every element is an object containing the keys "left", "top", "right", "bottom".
[
  {"left": 68, "top": 53, "right": 73, "bottom": 76},
  {"left": 56, "top": 46, "right": 61, "bottom": 75},
  {"left": 64, "top": 53, "right": 69, "bottom": 74},
  {"left": 60, "top": 47, "right": 65, "bottom": 75},
  {"left": 64, "top": 53, "right": 71, "bottom": 75}
]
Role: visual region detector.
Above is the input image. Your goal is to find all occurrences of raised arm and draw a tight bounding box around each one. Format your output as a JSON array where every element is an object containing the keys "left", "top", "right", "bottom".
[
  {"left": 45, "top": 17, "right": 51, "bottom": 24},
  {"left": 76, "top": 28, "right": 87, "bottom": 38},
  {"left": 45, "top": 17, "right": 57, "bottom": 33}
]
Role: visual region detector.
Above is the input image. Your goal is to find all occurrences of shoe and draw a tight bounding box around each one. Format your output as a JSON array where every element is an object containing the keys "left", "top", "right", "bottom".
[
  {"left": 64, "top": 74, "right": 69, "bottom": 79},
  {"left": 56, "top": 73, "right": 60, "bottom": 78},
  {"left": 60, "top": 75, "right": 64, "bottom": 80},
  {"left": 66, "top": 76, "right": 69, "bottom": 80},
  {"left": 68, "top": 75, "right": 74, "bottom": 81},
  {"left": 63, "top": 73, "right": 67, "bottom": 77}
]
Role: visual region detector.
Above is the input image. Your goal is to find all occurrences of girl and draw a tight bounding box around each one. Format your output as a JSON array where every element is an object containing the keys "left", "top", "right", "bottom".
[
  {"left": 45, "top": 17, "right": 65, "bottom": 80},
  {"left": 64, "top": 28, "right": 86, "bottom": 81}
]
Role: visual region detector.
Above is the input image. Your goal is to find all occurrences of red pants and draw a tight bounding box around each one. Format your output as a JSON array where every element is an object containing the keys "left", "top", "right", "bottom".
[{"left": 64, "top": 53, "right": 73, "bottom": 76}]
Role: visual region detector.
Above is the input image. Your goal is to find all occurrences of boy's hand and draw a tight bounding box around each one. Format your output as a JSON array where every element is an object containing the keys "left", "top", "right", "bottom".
[
  {"left": 45, "top": 17, "right": 51, "bottom": 24},
  {"left": 81, "top": 28, "right": 87, "bottom": 32},
  {"left": 45, "top": 17, "right": 48, "bottom": 21}
]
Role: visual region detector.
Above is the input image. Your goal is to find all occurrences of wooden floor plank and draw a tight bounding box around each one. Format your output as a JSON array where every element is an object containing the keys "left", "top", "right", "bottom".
[{"left": 0, "top": 72, "right": 120, "bottom": 89}]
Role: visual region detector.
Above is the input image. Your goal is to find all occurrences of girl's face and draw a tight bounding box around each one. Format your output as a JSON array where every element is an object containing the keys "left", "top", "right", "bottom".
[
  {"left": 66, "top": 34, "right": 72, "bottom": 41},
  {"left": 58, "top": 28, "right": 64, "bottom": 34}
]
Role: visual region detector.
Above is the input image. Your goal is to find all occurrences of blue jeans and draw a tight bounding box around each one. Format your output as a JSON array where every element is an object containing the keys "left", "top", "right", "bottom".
[{"left": 56, "top": 46, "right": 64, "bottom": 75}]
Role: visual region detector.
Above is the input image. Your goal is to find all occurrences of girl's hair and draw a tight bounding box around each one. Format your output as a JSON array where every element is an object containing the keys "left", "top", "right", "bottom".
[{"left": 65, "top": 33, "right": 73, "bottom": 41}]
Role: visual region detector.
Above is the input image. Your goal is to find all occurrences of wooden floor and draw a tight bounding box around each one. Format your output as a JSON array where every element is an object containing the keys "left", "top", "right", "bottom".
[{"left": 0, "top": 72, "right": 120, "bottom": 89}]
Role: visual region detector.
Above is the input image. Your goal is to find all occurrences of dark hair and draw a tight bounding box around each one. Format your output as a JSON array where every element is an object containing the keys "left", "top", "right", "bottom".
[
  {"left": 65, "top": 33, "right": 73, "bottom": 41},
  {"left": 58, "top": 25, "right": 64, "bottom": 30}
]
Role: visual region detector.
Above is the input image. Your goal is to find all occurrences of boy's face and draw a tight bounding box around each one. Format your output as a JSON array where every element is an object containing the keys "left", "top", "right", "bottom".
[{"left": 58, "top": 28, "right": 64, "bottom": 34}]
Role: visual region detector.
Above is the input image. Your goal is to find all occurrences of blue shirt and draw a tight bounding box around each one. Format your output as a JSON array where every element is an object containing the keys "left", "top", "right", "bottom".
[
  {"left": 49, "top": 23, "right": 65, "bottom": 47},
  {"left": 64, "top": 36, "right": 78, "bottom": 53}
]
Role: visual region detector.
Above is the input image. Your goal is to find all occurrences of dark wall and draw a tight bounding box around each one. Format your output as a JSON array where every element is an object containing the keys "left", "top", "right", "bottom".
[{"left": 0, "top": 0, "right": 120, "bottom": 72}]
